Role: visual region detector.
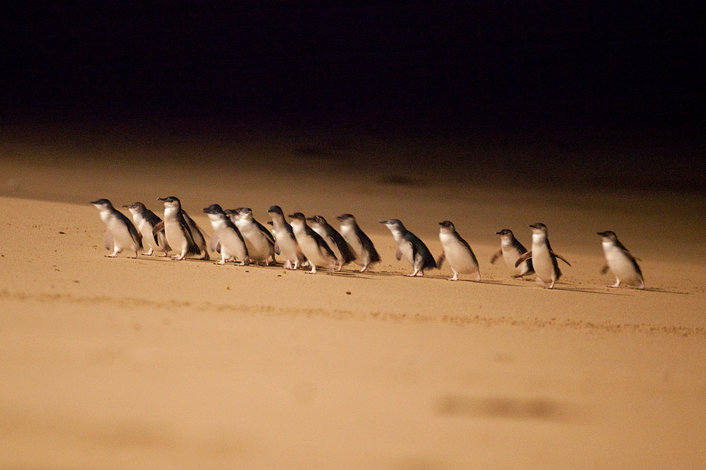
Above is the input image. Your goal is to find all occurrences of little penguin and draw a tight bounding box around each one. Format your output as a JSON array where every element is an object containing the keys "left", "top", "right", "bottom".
[
  {"left": 123, "top": 202, "right": 169, "bottom": 256},
  {"left": 307, "top": 215, "right": 356, "bottom": 271},
  {"left": 515, "top": 223, "right": 570, "bottom": 289},
  {"left": 91, "top": 198, "right": 142, "bottom": 258},
  {"left": 436, "top": 220, "right": 480, "bottom": 281},
  {"left": 336, "top": 213, "right": 380, "bottom": 272},
  {"left": 490, "top": 229, "right": 534, "bottom": 277},
  {"left": 156, "top": 196, "right": 208, "bottom": 260},
  {"left": 232, "top": 207, "right": 277, "bottom": 265},
  {"left": 288, "top": 212, "right": 337, "bottom": 274},
  {"left": 203, "top": 204, "right": 249, "bottom": 265},
  {"left": 597, "top": 230, "right": 645, "bottom": 289},
  {"left": 268, "top": 205, "right": 305, "bottom": 270},
  {"left": 379, "top": 219, "right": 436, "bottom": 277}
]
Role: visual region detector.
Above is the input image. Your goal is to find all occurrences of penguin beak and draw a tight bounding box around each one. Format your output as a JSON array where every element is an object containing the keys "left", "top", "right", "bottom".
[
  {"left": 157, "top": 197, "right": 166, "bottom": 201},
  {"left": 379, "top": 220, "right": 387, "bottom": 224}
]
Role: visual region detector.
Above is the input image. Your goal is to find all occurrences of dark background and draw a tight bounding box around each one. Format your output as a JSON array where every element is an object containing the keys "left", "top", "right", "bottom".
[{"left": 1, "top": 2, "right": 703, "bottom": 187}]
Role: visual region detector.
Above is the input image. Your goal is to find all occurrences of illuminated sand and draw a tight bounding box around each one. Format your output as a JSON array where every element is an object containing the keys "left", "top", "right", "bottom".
[{"left": 1, "top": 133, "right": 704, "bottom": 469}]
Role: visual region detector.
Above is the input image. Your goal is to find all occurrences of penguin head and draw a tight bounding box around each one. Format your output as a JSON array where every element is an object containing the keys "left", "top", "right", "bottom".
[
  {"left": 597, "top": 230, "right": 617, "bottom": 241},
  {"left": 238, "top": 207, "right": 254, "bottom": 221},
  {"left": 438, "top": 220, "right": 455, "bottom": 231},
  {"left": 529, "top": 223, "right": 547, "bottom": 234},
  {"left": 268, "top": 205, "right": 283, "bottom": 215},
  {"left": 496, "top": 229, "right": 513, "bottom": 236},
  {"left": 288, "top": 212, "right": 307, "bottom": 226},
  {"left": 157, "top": 196, "right": 181, "bottom": 208},
  {"left": 379, "top": 219, "right": 405, "bottom": 232},
  {"left": 90, "top": 198, "right": 113, "bottom": 210},
  {"left": 203, "top": 204, "right": 225, "bottom": 215},
  {"left": 337, "top": 213, "right": 356, "bottom": 225},
  {"left": 306, "top": 215, "right": 326, "bottom": 227}
]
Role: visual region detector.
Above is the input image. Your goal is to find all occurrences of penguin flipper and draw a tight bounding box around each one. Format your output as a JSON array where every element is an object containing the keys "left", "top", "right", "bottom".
[
  {"left": 436, "top": 252, "right": 446, "bottom": 269},
  {"left": 554, "top": 252, "right": 571, "bottom": 266},
  {"left": 515, "top": 250, "right": 532, "bottom": 267},
  {"left": 152, "top": 221, "right": 165, "bottom": 236},
  {"left": 600, "top": 264, "right": 609, "bottom": 274},
  {"left": 395, "top": 247, "right": 402, "bottom": 261},
  {"left": 490, "top": 250, "right": 502, "bottom": 264}
]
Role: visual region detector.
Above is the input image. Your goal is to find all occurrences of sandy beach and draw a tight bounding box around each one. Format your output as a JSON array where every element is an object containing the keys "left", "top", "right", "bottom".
[{"left": 1, "top": 128, "right": 704, "bottom": 469}]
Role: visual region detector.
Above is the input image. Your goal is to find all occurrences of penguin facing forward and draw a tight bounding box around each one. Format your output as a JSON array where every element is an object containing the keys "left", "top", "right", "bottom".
[
  {"left": 336, "top": 213, "right": 380, "bottom": 272},
  {"left": 288, "top": 212, "right": 337, "bottom": 274},
  {"left": 490, "top": 229, "right": 534, "bottom": 277},
  {"left": 123, "top": 202, "right": 169, "bottom": 256},
  {"left": 156, "top": 196, "right": 206, "bottom": 260},
  {"left": 597, "top": 230, "right": 644, "bottom": 289},
  {"left": 379, "top": 219, "right": 436, "bottom": 277},
  {"left": 268, "top": 205, "right": 305, "bottom": 270},
  {"left": 307, "top": 215, "right": 355, "bottom": 271},
  {"left": 232, "top": 207, "right": 277, "bottom": 265},
  {"left": 91, "top": 198, "right": 142, "bottom": 258},
  {"left": 515, "top": 223, "right": 570, "bottom": 289},
  {"left": 203, "top": 204, "right": 249, "bottom": 265},
  {"left": 436, "top": 220, "right": 480, "bottom": 281}
]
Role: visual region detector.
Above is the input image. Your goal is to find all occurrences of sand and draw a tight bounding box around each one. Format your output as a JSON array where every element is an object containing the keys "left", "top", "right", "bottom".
[{"left": 1, "top": 128, "right": 705, "bottom": 469}]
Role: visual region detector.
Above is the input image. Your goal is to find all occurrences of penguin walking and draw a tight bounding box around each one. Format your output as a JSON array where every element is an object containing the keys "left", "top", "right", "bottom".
[
  {"left": 232, "top": 207, "right": 277, "bottom": 265},
  {"left": 597, "top": 231, "right": 644, "bottom": 289},
  {"left": 90, "top": 198, "right": 142, "bottom": 258},
  {"left": 436, "top": 220, "right": 480, "bottom": 281},
  {"left": 203, "top": 204, "right": 249, "bottom": 265},
  {"left": 268, "top": 205, "right": 305, "bottom": 270},
  {"left": 156, "top": 196, "right": 208, "bottom": 261},
  {"left": 379, "top": 219, "right": 436, "bottom": 277},
  {"left": 123, "top": 202, "right": 169, "bottom": 256},
  {"left": 490, "top": 229, "right": 534, "bottom": 277},
  {"left": 515, "top": 223, "right": 570, "bottom": 289},
  {"left": 336, "top": 213, "right": 380, "bottom": 272},
  {"left": 289, "top": 212, "right": 337, "bottom": 274},
  {"left": 307, "top": 215, "right": 355, "bottom": 271}
]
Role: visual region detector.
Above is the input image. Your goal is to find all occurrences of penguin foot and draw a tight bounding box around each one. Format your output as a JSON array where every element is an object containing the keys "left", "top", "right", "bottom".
[
  {"left": 609, "top": 280, "right": 621, "bottom": 288},
  {"left": 144, "top": 249, "right": 154, "bottom": 256},
  {"left": 105, "top": 253, "right": 118, "bottom": 258}
]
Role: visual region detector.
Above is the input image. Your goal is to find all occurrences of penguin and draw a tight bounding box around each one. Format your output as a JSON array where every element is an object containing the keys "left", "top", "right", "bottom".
[
  {"left": 268, "top": 205, "right": 305, "bottom": 270},
  {"left": 336, "top": 213, "right": 380, "bottom": 272},
  {"left": 90, "top": 198, "right": 142, "bottom": 258},
  {"left": 231, "top": 207, "right": 277, "bottom": 265},
  {"left": 597, "top": 230, "right": 645, "bottom": 289},
  {"left": 515, "top": 223, "right": 570, "bottom": 289},
  {"left": 288, "top": 212, "right": 337, "bottom": 274},
  {"left": 436, "top": 220, "right": 480, "bottom": 281},
  {"left": 307, "top": 215, "right": 356, "bottom": 271},
  {"left": 203, "top": 204, "right": 249, "bottom": 265},
  {"left": 156, "top": 196, "right": 208, "bottom": 261},
  {"left": 379, "top": 219, "right": 436, "bottom": 277},
  {"left": 123, "top": 202, "right": 169, "bottom": 256},
  {"left": 490, "top": 229, "right": 534, "bottom": 277}
]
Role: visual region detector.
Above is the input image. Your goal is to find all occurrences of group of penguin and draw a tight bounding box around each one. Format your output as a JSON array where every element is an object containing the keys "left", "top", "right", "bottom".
[{"left": 91, "top": 197, "right": 645, "bottom": 290}]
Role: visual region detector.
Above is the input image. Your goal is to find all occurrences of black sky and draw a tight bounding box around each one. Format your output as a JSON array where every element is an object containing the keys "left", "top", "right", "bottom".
[{"left": 1, "top": 2, "right": 702, "bottom": 135}]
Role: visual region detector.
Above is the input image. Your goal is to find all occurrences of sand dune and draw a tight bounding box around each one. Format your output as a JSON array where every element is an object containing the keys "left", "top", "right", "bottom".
[{"left": 1, "top": 131, "right": 705, "bottom": 469}]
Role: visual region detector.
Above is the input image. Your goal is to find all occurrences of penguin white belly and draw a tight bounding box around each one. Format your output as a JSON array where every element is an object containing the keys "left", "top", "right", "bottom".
[
  {"left": 398, "top": 241, "right": 414, "bottom": 265},
  {"left": 165, "top": 220, "right": 189, "bottom": 253},
  {"left": 138, "top": 220, "right": 159, "bottom": 250},
  {"left": 442, "top": 238, "right": 476, "bottom": 273},
  {"left": 341, "top": 227, "right": 366, "bottom": 265},
  {"left": 108, "top": 217, "right": 135, "bottom": 251},
  {"left": 532, "top": 243, "right": 555, "bottom": 282},
  {"left": 604, "top": 244, "right": 639, "bottom": 282},
  {"left": 298, "top": 237, "right": 330, "bottom": 267},
  {"left": 218, "top": 229, "right": 248, "bottom": 260},
  {"left": 240, "top": 226, "right": 271, "bottom": 260},
  {"left": 275, "top": 232, "right": 299, "bottom": 261},
  {"left": 503, "top": 247, "right": 529, "bottom": 275}
]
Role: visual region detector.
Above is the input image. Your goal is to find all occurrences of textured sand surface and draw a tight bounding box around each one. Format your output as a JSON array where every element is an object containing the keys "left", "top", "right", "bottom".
[{"left": 1, "top": 132, "right": 704, "bottom": 469}]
